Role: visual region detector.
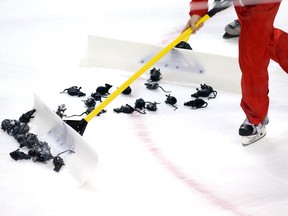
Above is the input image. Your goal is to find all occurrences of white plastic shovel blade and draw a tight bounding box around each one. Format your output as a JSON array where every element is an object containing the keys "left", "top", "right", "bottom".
[{"left": 31, "top": 94, "right": 98, "bottom": 186}]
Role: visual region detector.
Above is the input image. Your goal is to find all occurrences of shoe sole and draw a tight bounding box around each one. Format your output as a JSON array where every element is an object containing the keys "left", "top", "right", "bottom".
[
  {"left": 223, "top": 32, "right": 240, "bottom": 39},
  {"left": 241, "top": 127, "right": 267, "bottom": 146}
]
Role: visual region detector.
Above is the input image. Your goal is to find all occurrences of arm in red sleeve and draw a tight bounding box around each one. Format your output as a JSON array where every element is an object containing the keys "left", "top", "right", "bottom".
[{"left": 189, "top": 0, "right": 208, "bottom": 17}]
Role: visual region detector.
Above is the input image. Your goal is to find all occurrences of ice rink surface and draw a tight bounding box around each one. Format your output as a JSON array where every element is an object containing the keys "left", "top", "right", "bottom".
[{"left": 1, "top": 0, "right": 288, "bottom": 215}]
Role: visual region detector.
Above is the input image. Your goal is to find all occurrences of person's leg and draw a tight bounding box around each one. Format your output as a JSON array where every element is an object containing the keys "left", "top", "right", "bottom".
[
  {"left": 268, "top": 28, "right": 288, "bottom": 73},
  {"left": 235, "top": 3, "right": 281, "bottom": 126}
]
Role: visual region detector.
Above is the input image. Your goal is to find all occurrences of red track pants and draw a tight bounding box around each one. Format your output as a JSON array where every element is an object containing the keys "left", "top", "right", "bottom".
[{"left": 235, "top": 2, "right": 288, "bottom": 125}]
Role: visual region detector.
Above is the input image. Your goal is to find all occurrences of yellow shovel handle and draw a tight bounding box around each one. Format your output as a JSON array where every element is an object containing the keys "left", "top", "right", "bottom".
[{"left": 84, "top": 14, "right": 210, "bottom": 123}]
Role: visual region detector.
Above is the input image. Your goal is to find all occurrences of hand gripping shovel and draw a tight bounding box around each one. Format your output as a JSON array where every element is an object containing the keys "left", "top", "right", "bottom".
[{"left": 65, "top": 0, "right": 233, "bottom": 135}]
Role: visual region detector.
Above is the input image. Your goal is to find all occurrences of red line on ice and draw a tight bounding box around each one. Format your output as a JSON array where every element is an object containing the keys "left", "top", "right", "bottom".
[{"left": 134, "top": 122, "right": 249, "bottom": 216}]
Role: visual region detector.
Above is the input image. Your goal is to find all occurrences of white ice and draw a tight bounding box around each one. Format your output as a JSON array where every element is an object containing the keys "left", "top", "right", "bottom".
[{"left": 1, "top": 0, "right": 288, "bottom": 216}]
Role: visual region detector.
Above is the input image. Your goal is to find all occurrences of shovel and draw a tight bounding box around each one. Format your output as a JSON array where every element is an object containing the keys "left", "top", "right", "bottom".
[
  {"left": 65, "top": 0, "right": 233, "bottom": 135},
  {"left": 32, "top": 95, "right": 98, "bottom": 186},
  {"left": 30, "top": 0, "right": 232, "bottom": 186}
]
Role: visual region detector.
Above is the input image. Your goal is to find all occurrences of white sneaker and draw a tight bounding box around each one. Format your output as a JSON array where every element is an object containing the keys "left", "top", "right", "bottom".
[
  {"left": 239, "top": 116, "right": 269, "bottom": 146},
  {"left": 223, "top": 20, "right": 241, "bottom": 39}
]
